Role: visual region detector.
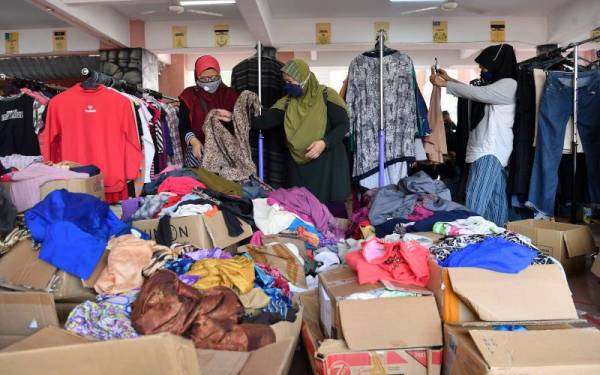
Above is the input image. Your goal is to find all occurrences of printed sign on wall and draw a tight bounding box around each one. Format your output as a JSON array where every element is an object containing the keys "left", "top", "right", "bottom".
[
  {"left": 53, "top": 30, "right": 67, "bottom": 52},
  {"left": 214, "top": 24, "right": 230, "bottom": 47},
  {"left": 4, "top": 32, "right": 19, "bottom": 54},
  {"left": 491, "top": 21, "right": 506, "bottom": 42},
  {"left": 316, "top": 22, "right": 331, "bottom": 45},
  {"left": 592, "top": 27, "right": 600, "bottom": 39},
  {"left": 172, "top": 26, "right": 187, "bottom": 49},
  {"left": 374, "top": 21, "right": 390, "bottom": 42},
  {"left": 432, "top": 21, "right": 448, "bottom": 43}
]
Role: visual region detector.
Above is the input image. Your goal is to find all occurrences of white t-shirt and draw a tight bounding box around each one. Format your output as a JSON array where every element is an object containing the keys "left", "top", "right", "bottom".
[{"left": 447, "top": 78, "right": 517, "bottom": 167}]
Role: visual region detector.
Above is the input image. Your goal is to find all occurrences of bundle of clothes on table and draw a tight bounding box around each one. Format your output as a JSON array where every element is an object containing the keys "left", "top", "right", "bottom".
[{"left": 1, "top": 188, "right": 303, "bottom": 352}]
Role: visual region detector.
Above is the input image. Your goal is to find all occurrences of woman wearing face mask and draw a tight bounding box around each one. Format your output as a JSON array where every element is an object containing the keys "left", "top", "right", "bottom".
[
  {"left": 252, "top": 59, "right": 351, "bottom": 217},
  {"left": 430, "top": 44, "right": 518, "bottom": 226},
  {"left": 179, "top": 55, "right": 238, "bottom": 167}
]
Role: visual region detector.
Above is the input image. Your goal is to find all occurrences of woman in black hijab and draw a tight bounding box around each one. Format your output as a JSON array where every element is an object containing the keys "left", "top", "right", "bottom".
[{"left": 430, "top": 44, "right": 518, "bottom": 226}]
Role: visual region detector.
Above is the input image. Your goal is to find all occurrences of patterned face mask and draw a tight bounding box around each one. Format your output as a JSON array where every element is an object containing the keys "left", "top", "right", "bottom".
[{"left": 197, "top": 78, "right": 222, "bottom": 93}]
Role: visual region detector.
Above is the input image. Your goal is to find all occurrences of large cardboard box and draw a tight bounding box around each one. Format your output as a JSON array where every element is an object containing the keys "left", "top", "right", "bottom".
[
  {"left": 592, "top": 255, "right": 600, "bottom": 279},
  {"left": 319, "top": 266, "right": 434, "bottom": 341},
  {"left": 0, "top": 292, "right": 59, "bottom": 349},
  {"left": 507, "top": 219, "right": 597, "bottom": 274},
  {"left": 427, "top": 258, "right": 580, "bottom": 325},
  {"left": 1, "top": 174, "right": 105, "bottom": 211},
  {"left": 0, "top": 240, "right": 98, "bottom": 302},
  {"left": 0, "top": 305, "right": 303, "bottom": 375},
  {"left": 133, "top": 210, "right": 253, "bottom": 250},
  {"left": 301, "top": 292, "right": 442, "bottom": 375},
  {"left": 444, "top": 324, "right": 600, "bottom": 375}
]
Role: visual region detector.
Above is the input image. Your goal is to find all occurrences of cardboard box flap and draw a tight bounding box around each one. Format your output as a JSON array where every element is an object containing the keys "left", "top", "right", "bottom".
[
  {"left": 241, "top": 338, "right": 296, "bottom": 375},
  {"left": 448, "top": 265, "right": 578, "bottom": 322},
  {"left": 0, "top": 292, "right": 58, "bottom": 337},
  {"left": 339, "top": 296, "right": 442, "bottom": 351},
  {"left": 470, "top": 328, "right": 600, "bottom": 368},
  {"left": 0, "top": 240, "right": 56, "bottom": 291},
  {"left": 562, "top": 226, "right": 596, "bottom": 257},
  {"left": 196, "top": 349, "right": 250, "bottom": 375},
  {"left": 1, "top": 327, "right": 91, "bottom": 353},
  {"left": 203, "top": 211, "right": 253, "bottom": 249}
]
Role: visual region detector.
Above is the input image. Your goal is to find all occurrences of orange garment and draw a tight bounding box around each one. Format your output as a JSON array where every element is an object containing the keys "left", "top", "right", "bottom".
[
  {"left": 423, "top": 85, "right": 447, "bottom": 164},
  {"left": 345, "top": 237, "right": 430, "bottom": 287}
]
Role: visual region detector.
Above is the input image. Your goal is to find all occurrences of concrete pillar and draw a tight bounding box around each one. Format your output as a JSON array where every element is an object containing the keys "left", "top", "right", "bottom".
[{"left": 129, "top": 20, "right": 145, "bottom": 48}]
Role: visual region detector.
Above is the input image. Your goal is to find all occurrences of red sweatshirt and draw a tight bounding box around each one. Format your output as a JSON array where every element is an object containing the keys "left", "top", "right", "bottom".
[{"left": 41, "top": 84, "right": 142, "bottom": 203}]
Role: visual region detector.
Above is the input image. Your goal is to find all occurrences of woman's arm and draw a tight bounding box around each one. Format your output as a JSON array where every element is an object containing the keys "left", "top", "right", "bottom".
[
  {"left": 251, "top": 107, "right": 285, "bottom": 130},
  {"left": 446, "top": 79, "right": 517, "bottom": 105},
  {"left": 323, "top": 102, "right": 350, "bottom": 149},
  {"left": 178, "top": 101, "right": 195, "bottom": 145}
]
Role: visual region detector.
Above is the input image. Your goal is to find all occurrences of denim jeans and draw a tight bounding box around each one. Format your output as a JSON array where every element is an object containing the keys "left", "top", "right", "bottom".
[{"left": 528, "top": 70, "right": 600, "bottom": 216}]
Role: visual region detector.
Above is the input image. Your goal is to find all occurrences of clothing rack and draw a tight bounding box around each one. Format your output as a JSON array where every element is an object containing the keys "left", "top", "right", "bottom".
[
  {"left": 378, "top": 29, "right": 386, "bottom": 187},
  {"left": 80, "top": 68, "right": 178, "bottom": 103},
  {"left": 0, "top": 73, "right": 68, "bottom": 92},
  {"left": 520, "top": 35, "right": 600, "bottom": 222},
  {"left": 257, "top": 40, "right": 265, "bottom": 181}
]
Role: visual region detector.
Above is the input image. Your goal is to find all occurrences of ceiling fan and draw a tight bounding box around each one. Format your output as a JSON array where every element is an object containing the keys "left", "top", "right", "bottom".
[
  {"left": 399, "top": 0, "right": 486, "bottom": 16},
  {"left": 141, "top": 1, "right": 223, "bottom": 17}
]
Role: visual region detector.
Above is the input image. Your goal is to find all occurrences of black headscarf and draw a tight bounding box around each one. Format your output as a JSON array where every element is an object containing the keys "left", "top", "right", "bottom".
[{"left": 470, "top": 44, "right": 518, "bottom": 130}]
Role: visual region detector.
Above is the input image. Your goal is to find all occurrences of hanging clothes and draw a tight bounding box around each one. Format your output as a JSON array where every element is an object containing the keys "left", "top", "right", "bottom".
[
  {"left": 346, "top": 52, "right": 417, "bottom": 185},
  {"left": 424, "top": 85, "right": 447, "bottom": 163},
  {"left": 232, "top": 55, "right": 287, "bottom": 188},
  {"left": 200, "top": 90, "right": 259, "bottom": 182},
  {"left": 0, "top": 93, "right": 40, "bottom": 157},
  {"left": 42, "top": 84, "right": 143, "bottom": 203}
]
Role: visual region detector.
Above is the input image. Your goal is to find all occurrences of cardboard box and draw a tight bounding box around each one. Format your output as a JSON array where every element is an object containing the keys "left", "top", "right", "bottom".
[
  {"left": 0, "top": 305, "right": 303, "bottom": 375},
  {"left": 592, "top": 255, "right": 600, "bottom": 279},
  {"left": 133, "top": 210, "right": 253, "bottom": 250},
  {"left": 301, "top": 292, "right": 442, "bottom": 375},
  {"left": 507, "top": 219, "right": 597, "bottom": 274},
  {"left": 1, "top": 174, "right": 105, "bottom": 211},
  {"left": 427, "top": 259, "right": 580, "bottom": 325},
  {"left": 444, "top": 324, "right": 600, "bottom": 375},
  {"left": 319, "top": 266, "right": 434, "bottom": 341},
  {"left": 0, "top": 292, "right": 59, "bottom": 349},
  {"left": 0, "top": 240, "right": 98, "bottom": 302},
  {"left": 0, "top": 332, "right": 200, "bottom": 375}
]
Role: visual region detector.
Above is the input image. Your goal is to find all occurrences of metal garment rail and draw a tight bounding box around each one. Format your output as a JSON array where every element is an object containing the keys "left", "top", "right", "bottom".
[
  {"left": 80, "top": 68, "right": 178, "bottom": 102},
  {"left": 257, "top": 40, "right": 265, "bottom": 181},
  {"left": 378, "top": 29, "right": 386, "bottom": 187},
  {"left": 0, "top": 73, "right": 68, "bottom": 92}
]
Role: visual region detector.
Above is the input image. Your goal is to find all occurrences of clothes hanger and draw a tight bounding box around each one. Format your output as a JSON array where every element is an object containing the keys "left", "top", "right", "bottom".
[{"left": 363, "top": 34, "right": 397, "bottom": 58}]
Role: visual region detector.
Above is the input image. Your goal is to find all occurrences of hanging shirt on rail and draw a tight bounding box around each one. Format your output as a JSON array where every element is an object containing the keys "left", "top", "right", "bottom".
[
  {"left": 42, "top": 84, "right": 142, "bottom": 203},
  {"left": 0, "top": 93, "right": 40, "bottom": 157}
]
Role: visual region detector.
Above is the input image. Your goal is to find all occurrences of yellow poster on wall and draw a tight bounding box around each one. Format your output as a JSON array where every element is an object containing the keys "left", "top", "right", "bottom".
[
  {"left": 491, "top": 21, "right": 506, "bottom": 42},
  {"left": 53, "top": 30, "right": 67, "bottom": 52},
  {"left": 432, "top": 21, "right": 448, "bottom": 43},
  {"left": 172, "top": 26, "right": 187, "bottom": 49},
  {"left": 4, "top": 32, "right": 19, "bottom": 54},
  {"left": 592, "top": 27, "right": 600, "bottom": 39},
  {"left": 316, "top": 22, "right": 331, "bottom": 45},
  {"left": 374, "top": 21, "right": 390, "bottom": 42},
  {"left": 214, "top": 24, "right": 230, "bottom": 47}
]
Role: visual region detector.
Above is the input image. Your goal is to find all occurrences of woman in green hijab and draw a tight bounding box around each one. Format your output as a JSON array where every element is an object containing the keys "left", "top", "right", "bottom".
[{"left": 252, "top": 59, "right": 351, "bottom": 217}]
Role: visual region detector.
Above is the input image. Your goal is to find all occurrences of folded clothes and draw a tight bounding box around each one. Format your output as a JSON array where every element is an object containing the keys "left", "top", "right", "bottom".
[
  {"left": 432, "top": 216, "right": 505, "bottom": 236},
  {"left": 70, "top": 165, "right": 101, "bottom": 176},
  {"left": 65, "top": 300, "right": 139, "bottom": 341},
  {"left": 253, "top": 198, "right": 297, "bottom": 235},
  {"left": 158, "top": 176, "right": 206, "bottom": 196},
  {"left": 131, "top": 194, "right": 172, "bottom": 221},
  {"left": 186, "top": 256, "right": 255, "bottom": 294},
  {"left": 441, "top": 237, "right": 537, "bottom": 274}
]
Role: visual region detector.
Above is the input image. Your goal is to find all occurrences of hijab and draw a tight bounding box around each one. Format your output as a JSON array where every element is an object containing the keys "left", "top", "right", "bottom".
[
  {"left": 272, "top": 59, "right": 348, "bottom": 164},
  {"left": 470, "top": 44, "right": 518, "bottom": 130},
  {"left": 179, "top": 55, "right": 238, "bottom": 142}
]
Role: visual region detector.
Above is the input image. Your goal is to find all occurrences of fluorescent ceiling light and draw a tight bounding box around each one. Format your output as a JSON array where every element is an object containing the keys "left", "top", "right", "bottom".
[
  {"left": 389, "top": 0, "right": 444, "bottom": 2},
  {"left": 180, "top": 0, "right": 236, "bottom": 5}
]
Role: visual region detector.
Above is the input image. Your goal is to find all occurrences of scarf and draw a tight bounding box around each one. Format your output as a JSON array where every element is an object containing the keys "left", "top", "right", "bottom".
[
  {"left": 470, "top": 44, "right": 518, "bottom": 130},
  {"left": 272, "top": 59, "right": 348, "bottom": 164},
  {"left": 179, "top": 84, "right": 238, "bottom": 143}
]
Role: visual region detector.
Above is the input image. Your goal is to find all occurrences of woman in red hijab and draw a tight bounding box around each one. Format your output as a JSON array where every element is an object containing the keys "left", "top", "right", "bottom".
[{"left": 179, "top": 55, "right": 238, "bottom": 167}]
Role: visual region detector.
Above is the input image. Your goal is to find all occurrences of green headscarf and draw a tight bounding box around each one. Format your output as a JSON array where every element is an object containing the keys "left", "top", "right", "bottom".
[{"left": 273, "top": 59, "right": 348, "bottom": 164}]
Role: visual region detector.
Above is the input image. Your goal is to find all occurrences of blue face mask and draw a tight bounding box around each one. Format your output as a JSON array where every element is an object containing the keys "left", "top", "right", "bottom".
[
  {"left": 285, "top": 82, "right": 303, "bottom": 97},
  {"left": 480, "top": 71, "right": 494, "bottom": 83}
]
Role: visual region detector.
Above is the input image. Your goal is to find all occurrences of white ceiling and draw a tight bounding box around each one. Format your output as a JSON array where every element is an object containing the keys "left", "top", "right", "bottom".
[
  {"left": 266, "top": 0, "right": 574, "bottom": 18},
  {"left": 0, "top": 0, "right": 70, "bottom": 29},
  {"left": 111, "top": 0, "right": 242, "bottom": 21}
]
